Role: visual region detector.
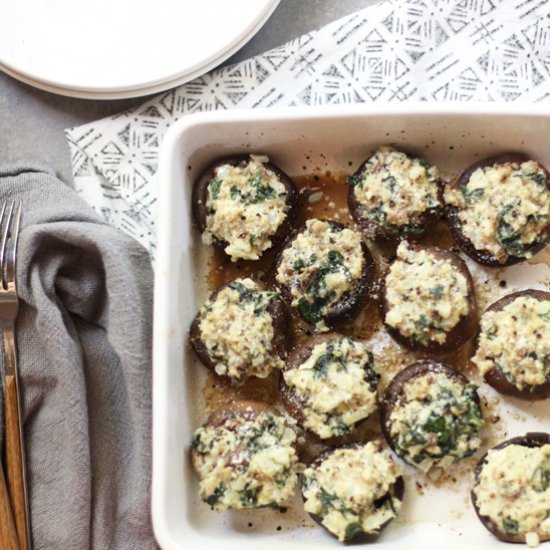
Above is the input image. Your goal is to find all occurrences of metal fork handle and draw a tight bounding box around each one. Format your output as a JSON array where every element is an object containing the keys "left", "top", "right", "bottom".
[{"left": 4, "top": 329, "right": 29, "bottom": 550}]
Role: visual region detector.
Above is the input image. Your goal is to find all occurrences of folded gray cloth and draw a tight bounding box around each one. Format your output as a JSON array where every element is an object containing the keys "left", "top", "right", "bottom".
[{"left": 0, "top": 164, "right": 156, "bottom": 549}]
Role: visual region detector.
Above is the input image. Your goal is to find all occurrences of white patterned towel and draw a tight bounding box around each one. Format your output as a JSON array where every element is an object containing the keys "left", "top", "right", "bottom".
[{"left": 66, "top": 0, "right": 550, "bottom": 255}]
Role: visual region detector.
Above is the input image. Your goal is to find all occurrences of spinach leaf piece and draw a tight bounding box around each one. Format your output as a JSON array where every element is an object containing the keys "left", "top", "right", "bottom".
[
  {"left": 227, "top": 281, "right": 277, "bottom": 313},
  {"left": 532, "top": 172, "right": 548, "bottom": 187},
  {"left": 240, "top": 487, "right": 259, "bottom": 507},
  {"left": 348, "top": 174, "right": 364, "bottom": 187},
  {"left": 502, "top": 519, "right": 519, "bottom": 534},
  {"left": 461, "top": 186, "right": 485, "bottom": 205},
  {"left": 497, "top": 204, "right": 527, "bottom": 257},
  {"left": 249, "top": 170, "right": 277, "bottom": 202},
  {"left": 319, "top": 488, "right": 338, "bottom": 516},
  {"left": 430, "top": 284, "right": 445, "bottom": 299},
  {"left": 206, "top": 484, "right": 226, "bottom": 507},
  {"left": 298, "top": 250, "right": 347, "bottom": 324},
  {"left": 209, "top": 177, "right": 222, "bottom": 200}
]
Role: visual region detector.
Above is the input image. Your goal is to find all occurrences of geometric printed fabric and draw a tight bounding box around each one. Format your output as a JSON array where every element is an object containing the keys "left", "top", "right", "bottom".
[{"left": 65, "top": 0, "right": 550, "bottom": 257}]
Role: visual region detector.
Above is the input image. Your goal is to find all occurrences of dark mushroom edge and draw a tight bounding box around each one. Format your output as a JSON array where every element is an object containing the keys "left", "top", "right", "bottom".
[
  {"left": 190, "top": 278, "right": 289, "bottom": 383},
  {"left": 275, "top": 219, "right": 375, "bottom": 331},
  {"left": 191, "top": 154, "right": 298, "bottom": 261},
  {"left": 471, "top": 432, "right": 550, "bottom": 544},
  {"left": 301, "top": 441, "right": 404, "bottom": 543},
  {"left": 378, "top": 242, "right": 477, "bottom": 354},
  {"left": 191, "top": 401, "right": 299, "bottom": 511},
  {"left": 445, "top": 153, "right": 550, "bottom": 267},
  {"left": 472, "top": 289, "right": 550, "bottom": 400},
  {"left": 380, "top": 361, "right": 484, "bottom": 472},
  {"left": 348, "top": 147, "right": 443, "bottom": 242},
  {"left": 280, "top": 333, "right": 379, "bottom": 441}
]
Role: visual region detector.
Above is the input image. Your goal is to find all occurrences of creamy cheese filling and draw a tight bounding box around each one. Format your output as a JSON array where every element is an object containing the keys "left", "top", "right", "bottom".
[
  {"left": 351, "top": 147, "right": 441, "bottom": 237},
  {"left": 275, "top": 219, "right": 364, "bottom": 331},
  {"left": 302, "top": 441, "right": 402, "bottom": 542},
  {"left": 474, "top": 444, "right": 550, "bottom": 545},
  {"left": 445, "top": 160, "right": 550, "bottom": 262},
  {"left": 203, "top": 155, "right": 289, "bottom": 261},
  {"left": 384, "top": 242, "right": 469, "bottom": 345},
  {"left": 192, "top": 410, "right": 298, "bottom": 511},
  {"left": 473, "top": 296, "right": 550, "bottom": 390},
  {"left": 199, "top": 278, "right": 284, "bottom": 381},
  {"left": 388, "top": 371, "right": 484, "bottom": 471},
  {"left": 283, "top": 336, "right": 378, "bottom": 439}
]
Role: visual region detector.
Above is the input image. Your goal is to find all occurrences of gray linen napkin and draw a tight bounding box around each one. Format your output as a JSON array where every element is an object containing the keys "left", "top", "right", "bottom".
[{"left": 0, "top": 164, "right": 156, "bottom": 549}]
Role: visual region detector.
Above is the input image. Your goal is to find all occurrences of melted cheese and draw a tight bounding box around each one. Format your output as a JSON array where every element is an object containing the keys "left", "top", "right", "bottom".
[
  {"left": 192, "top": 410, "right": 298, "bottom": 510},
  {"left": 275, "top": 219, "right": 365, "bottom": 331},
  {"left": 473, "top": 295, "right": 550, "bottom": 390},
  {"left": 198, "top": 278, "right": 284, "bottom": 380},
  {"left": 445, "top": 160, "right": 550, "bottom": 262},
  {"left": 283, "top": 336, "right": 378, "bottom": 439},
  {"left": 302, "top": 441, "right": 402, "bottom": 542},
  {"left": 352, "top": 147, "right": 441, "bottom": 235},
  {"left": 384, "top": 242, "right": 469, "bottom": 345},
  {"left": 388, "top": 371, "right": 483, "bottom": 471},
  {"left": 203, "top": 155, "right": 289, "bottom": 261},
  {"left": 474, "top": 444, "right": 550, "bottom": 545}
]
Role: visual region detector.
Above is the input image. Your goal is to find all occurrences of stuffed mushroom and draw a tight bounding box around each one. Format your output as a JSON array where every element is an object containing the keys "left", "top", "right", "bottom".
[
  {"left": 472, "top": 432, "right": 550, "bottom": 546},
  {"left": 280, "top": 333, "right": 379, "bottom": 440},
  {"left": 379, "top": 241, "right": 477, "bottom": 354},
  {"left": 301, "top": 441, "right": 404, "bottom": 543},
  {"left": 472, "top": 290, "right": 550, "bottom": 400},
  {"left": 380, "top": 361, "right": 484, "bottom": 472},
  {"left": 275, "top": 218, "right": 374, "bottom": 331},
  {"left": 190, "top": 278, "right": 288, "bottom": 382},
  {"left": 192, "top": 154, "right": 298, "bottom": 261},
  {"left": 348, "top": 147, "right": 442, "bottom": 241},
  {"left": 191, "top": 401, "right": 299, "bottom": 511},
  {"left": 445, "top": 154, "right": 550, "bottom": 266}
]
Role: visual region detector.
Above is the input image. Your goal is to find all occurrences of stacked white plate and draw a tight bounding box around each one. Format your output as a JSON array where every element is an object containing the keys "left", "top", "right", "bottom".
[{"left": 0, "top": 0, "right": 280, "bottom": 99}]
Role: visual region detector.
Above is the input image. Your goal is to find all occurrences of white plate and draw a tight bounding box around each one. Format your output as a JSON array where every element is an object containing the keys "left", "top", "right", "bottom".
[
  {"left": 153, "top": 104, "right": 550, "bottom": 550},
  {"left": 0, "top": 0, "right": 280, "bottom": 98}
]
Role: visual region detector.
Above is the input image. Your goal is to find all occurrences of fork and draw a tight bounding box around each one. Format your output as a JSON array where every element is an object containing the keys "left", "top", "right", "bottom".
[{"left": 0, "top": 202, "right": 29, "bottom": 550}]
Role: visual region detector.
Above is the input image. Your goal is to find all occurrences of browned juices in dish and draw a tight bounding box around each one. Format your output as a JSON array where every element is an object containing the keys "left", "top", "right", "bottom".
[{"left": 200, "top": 171, "right": 515, "bottom": 472}]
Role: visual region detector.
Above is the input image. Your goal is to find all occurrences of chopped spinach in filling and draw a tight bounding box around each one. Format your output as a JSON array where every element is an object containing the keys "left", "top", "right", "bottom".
[
  {"left": 473, "top": 295, "right": 550, "bottom": 390},
  {"left": 474, "top": 444, "right": 550, "bottom": 542},
  {"left": 192, "top": 410, "right": 298, "bottom": 511},
  {"left": 203, "top": 155, "right": 289, "bottom": 261},
  {"left": 351, "top": 147, "right": 441, "bottom": 238},
  {"left": 296, "top": 250, "right": 348, "bottom": 326},
  {"left": 283, "top": 336, "right": 379, "bottom": 439},
  {"left": 276, "top": 219, "right": 364, "bottom": 331},
  {"left": 198, "top": 278, "right": 284, "bottom": 380},
  {"left": 444, "top": 159, "right": 550, "bottom": 262},
  {"left": 384, "top": 242, "right": 469, "bottom": 346},
  {"left": 302, "top": 441, "right": 402, "bottom": 542},
  {"left": 389, "top": 372, "right": 484, "bottom": 471}
]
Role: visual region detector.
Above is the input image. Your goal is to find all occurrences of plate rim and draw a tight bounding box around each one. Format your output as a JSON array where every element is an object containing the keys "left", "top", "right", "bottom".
[{"left": 0, "top": 0, "right": 280, "bottom": 98}]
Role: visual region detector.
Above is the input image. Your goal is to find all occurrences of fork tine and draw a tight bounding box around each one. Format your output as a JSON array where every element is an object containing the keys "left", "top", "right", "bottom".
[
  {"left": 5, "top": 202, "right": 21, "bottom": 288},
  {"left": 0, "top": 202, "right": 14, "bottom": 290}
]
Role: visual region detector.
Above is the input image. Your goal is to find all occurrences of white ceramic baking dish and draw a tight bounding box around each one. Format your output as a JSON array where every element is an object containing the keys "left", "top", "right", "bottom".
[{"left": 153, "top": 104, "right": 550, "bottom": 550}]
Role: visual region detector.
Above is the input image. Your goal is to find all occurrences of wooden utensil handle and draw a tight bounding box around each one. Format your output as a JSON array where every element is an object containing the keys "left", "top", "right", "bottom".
[
  {"left": 0, "top": 462, "right": 19, "bottom": 550},
  {"left": 5, "top": 374, "right": 28, "bottom": 550}
]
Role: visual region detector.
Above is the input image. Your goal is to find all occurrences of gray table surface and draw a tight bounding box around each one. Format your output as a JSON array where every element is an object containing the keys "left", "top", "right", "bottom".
[{"left": 0, "top": 0, "right": 378, "bottom": 184}]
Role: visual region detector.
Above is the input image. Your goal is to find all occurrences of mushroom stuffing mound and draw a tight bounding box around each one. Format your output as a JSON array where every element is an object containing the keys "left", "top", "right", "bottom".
[
  {"left": 191, "top": 402, "right": 300, "bottom": 511},
  {"left": 301, "top": 441, "right": 404, "bottom": 543},
  {"left": 472, "top": 433, "right": 550, "bottom": 547}
]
